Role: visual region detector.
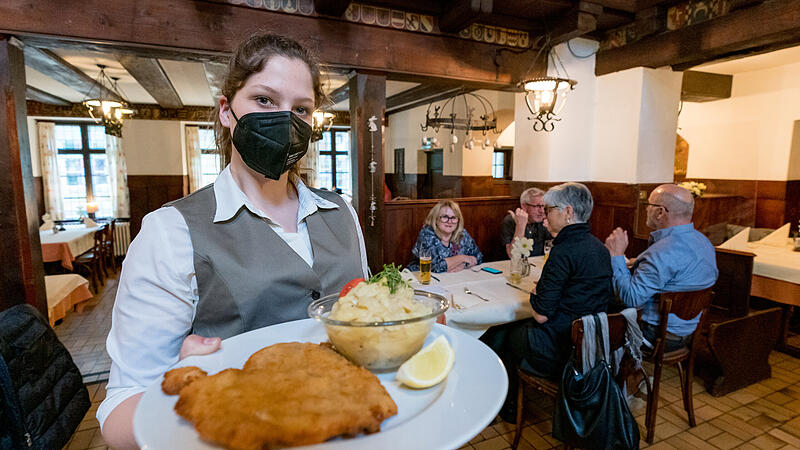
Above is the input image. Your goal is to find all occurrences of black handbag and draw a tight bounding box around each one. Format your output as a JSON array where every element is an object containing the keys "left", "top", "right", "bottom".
[{"left": 553, "top": 315, "right": 640, "bottom": 449}]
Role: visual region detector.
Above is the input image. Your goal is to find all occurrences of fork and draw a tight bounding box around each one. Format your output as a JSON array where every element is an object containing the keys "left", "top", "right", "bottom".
[{"left": 463, "top": 287, "right": 490, "bottom": 302}]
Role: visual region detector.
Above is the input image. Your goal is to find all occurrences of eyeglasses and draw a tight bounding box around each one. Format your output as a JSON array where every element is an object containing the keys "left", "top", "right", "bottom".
[
  {"left": 439, "top": 215, "right": 459, "bottom": 223},
  {"left": 642, "top": 202, "right": 669, "bottom": 213},
  {"left": 523, "top": 203, "right": 546, "bottom": 209},
  {"left": 544, "top": 205, "right": 561, "bottom": 215}
]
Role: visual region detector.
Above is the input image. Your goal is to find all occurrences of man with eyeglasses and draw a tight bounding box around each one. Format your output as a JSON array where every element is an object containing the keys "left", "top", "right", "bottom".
[
  {"left": 502, "top": 187, "right": 553, "bottom": 258},
  {"left": 604, "top": 184, "right": 718, "bottom": 351}
]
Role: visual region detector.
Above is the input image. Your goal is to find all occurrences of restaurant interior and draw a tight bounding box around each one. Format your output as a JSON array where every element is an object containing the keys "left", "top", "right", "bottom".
[{"left": 1, "top": 0, "right": 799, "bottom": 449}]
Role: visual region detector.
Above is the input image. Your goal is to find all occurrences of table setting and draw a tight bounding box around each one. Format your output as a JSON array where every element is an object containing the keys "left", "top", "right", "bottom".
[{"left": 39, "top": 223, "right": 101, "bottom": 270}]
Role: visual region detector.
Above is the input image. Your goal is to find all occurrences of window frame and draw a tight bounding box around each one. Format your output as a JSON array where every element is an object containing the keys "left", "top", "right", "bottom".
[
  {"left": 317, "top": 127, "right": 351, "bottom": 194},
  {"left": 492, "top": 147, "right": 513, "bottom": 180},
  {"left": 54, "top": 121, "right": 109, "bottom": 217}
]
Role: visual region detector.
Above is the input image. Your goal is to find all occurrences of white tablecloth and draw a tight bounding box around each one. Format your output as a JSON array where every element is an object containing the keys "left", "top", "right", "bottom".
[
  {"left": 40, "top": 225, "right": 99, "bottom": 261},
  {"left": 408, "top": 257, "right": 544, "bottom": 338},
  {"left": 745, "top": 239, "right": 800, "bottom": 284}
]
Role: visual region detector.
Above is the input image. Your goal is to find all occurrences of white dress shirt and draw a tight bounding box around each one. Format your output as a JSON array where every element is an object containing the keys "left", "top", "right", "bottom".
[{"left": 97, "top": 167, "right": 369, "bottom": 429}]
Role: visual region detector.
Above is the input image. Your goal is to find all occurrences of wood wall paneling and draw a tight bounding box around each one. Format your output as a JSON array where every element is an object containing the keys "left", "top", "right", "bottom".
[
  {"left": 34, "top": 176, "right": 45, "bottom": 221},
  {"left": 0, "top": 36, "right": 46, "bottom": 315},
  {"left": 786, "top": 180, "right": 800, "bottom": 231},
  {"left": 127, "top": 175, "right": 187, "bottom": 239}
]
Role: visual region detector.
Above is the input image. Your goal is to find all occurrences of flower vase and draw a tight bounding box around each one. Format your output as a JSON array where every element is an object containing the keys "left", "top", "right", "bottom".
[{"left": 510, "top": 255, "right": 526, "bottom": 284}]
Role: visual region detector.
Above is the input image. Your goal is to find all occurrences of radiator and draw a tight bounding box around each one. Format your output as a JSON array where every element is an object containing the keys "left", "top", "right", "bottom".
[{"left": 114, "top": 221, "right": 131, "bottom": 257}]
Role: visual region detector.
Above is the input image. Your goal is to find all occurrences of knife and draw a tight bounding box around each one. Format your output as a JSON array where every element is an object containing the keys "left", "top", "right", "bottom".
[{"left": 506, "top": 282, "right": 533, "bottom": 294}]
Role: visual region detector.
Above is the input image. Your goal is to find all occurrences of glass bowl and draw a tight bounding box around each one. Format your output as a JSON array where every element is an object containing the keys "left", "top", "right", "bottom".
[{"left": 308, "top": 290, "right": 449, "bottom": 370}]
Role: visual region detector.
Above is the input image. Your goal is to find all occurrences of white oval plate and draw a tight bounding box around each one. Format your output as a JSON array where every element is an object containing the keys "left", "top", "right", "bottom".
[{"left": 134, "top": 319, "right": 507, "bottom": 450}]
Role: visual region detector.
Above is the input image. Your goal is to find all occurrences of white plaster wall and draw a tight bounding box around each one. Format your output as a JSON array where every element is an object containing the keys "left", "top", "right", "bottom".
[
  {"left": 679, "top": 61, "right": 800, "bottom": 181},
  {"left": 636, "top": 68, "right": 682, "bottom": 183},
  {"left": 122, "top": 120, "right": 184, "bottom": 175},
  {"left": 514, "top": 39, "right": 598, "bottom": 182},
  {"left": 789, "top": 120, "right": 800, "bottom": 180},
  {"left": 385, "top": 104, "right": 427, "bottom": 174}
]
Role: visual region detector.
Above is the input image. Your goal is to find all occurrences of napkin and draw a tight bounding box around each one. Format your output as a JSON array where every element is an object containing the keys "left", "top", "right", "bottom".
[
  {"left": 84, "top": 217, "right": 98, "bottom": 228},
  {"left": 718, "top": 226, "right": 749, "bottom": 250},
  {"left": 757, "top": 223, "right": 791, "bottom": 247}
]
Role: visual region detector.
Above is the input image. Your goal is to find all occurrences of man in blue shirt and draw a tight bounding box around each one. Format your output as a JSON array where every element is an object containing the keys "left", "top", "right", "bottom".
[{"left": 605, "top": 184, "right": 718, "bottom": 352}]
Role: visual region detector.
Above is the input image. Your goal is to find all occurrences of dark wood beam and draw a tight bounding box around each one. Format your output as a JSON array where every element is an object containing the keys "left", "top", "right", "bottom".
[
  {"left": 439, "top": 0, "right": 492, "bottom": 34},
  {"left": 593, "top": 0, "right": 636, "bottom": 12},
  {"left": 596, "top": 0, "right": 800, "bottom": 75},
  {"left": 0, "top": 0, "right": 528, "bottom": 86},
  {"left": 327, "top": 83, "right": 350, "bottom": 106},
  {"left": 387, "top": 87, "right": 474, "bottom": 115},
  {"left": 386, "top": 83, "right": 459, "bottom": 110},
  {"left": 26, "top": 85, "right": 70, "bottom": 105},
  {"left": 26, "top": 100, "right": 214, "bottom": 121},
  {"left": 681, "top": 71, "right": 732, "bottom": 102},
  {"left": 203, "top": 61, "right": 226, "bottom": 100},
  {"left": 0, "top": 36, "right": 47, "bottom": 315},
  {"left": 118, "top": 55, "right": 183, "bottom": 108},
  {"left": 348, "top": 72, "right": 386, "bottom": 273},
  {"left": 633, "top": 5, "right": 666, "bottom": 40},
  {"left": 549, "top": 2, "right": 603, "bottom": 45},
  {"left": 314, "top": 0, "right": 351, "bottom": 17},
  {"left": 22, "top": 45, "right": 123, "bottom": 102}
]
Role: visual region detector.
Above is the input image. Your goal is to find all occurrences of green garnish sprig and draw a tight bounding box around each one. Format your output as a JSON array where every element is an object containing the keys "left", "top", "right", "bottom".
[{"left": 367, "top": 263, "right": 410, "bottom": 294}]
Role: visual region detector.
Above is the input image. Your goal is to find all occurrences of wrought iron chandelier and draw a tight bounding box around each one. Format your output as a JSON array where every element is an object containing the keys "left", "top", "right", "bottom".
[
  {"left": 420, "top": 91, "right": 498, "bottom": 150},
  {"left": 82, "top": 64, "right": 135, "bottom": 138},
  {"left": 519, "top": 37, "right": 577, "bottom": 132},
  {"left": 311, "top": 110, "right": 334, "bottom": 142}
]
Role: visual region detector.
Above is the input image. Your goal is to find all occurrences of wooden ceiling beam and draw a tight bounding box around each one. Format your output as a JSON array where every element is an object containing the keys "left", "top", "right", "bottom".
[
  {"left": 327, "top": 83, "right": 350, "bottom": 106},
  {"left": 548, "top": 2, "right": 603, "bottom": 45},
  {"left": 596, "top": 0, "right": 800, "bottom": 75},
  {"left": 387, "top": 87, "right": 475, "bottom": 115},
  {"left": 118, "top": 55, "right": 183, "bottom": 108},
  {"left": 314, "top": 0, "right": 351, "bottom": 17},
  {"left": 0, "top": 0, "right": 529, "bottom": 87},
  {"left": 439, "top": 0, "right": 493, "bottom": 34},
  {"left": 22, "top": 46, "right": 123, "bottom": 102},
  {"left": 386, "top": 83, "right": 459, "bottom": 110},
  {"left": 26, "top": 85, "right": 70, "bottom": 105}
]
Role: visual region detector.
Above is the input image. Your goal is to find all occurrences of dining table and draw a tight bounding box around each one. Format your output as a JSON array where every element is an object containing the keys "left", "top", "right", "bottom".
[
  {"left": 407, "top": 257, "right": 543, "bottom": 338},
  {"left": 40, "top": 224, "right": 100, "bottom": 271}
]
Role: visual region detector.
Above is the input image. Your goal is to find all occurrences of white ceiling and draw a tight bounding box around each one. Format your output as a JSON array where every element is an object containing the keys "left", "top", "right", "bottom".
[{"left": 698, "top": 43, "right": 800, "bottom": 74}]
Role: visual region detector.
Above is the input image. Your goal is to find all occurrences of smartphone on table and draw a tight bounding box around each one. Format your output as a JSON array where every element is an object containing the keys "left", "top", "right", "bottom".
[{"left": 481, "top": 267, "right": 502, "bottom": 274}]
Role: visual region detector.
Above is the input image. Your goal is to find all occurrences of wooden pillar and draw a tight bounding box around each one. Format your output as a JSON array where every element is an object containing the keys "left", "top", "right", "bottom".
[
  {"left": 0, "top": 36, "right": 46, "bottom": 315},
  {"left": 348, "top": 72, "right": 386, "bottom": 274}
]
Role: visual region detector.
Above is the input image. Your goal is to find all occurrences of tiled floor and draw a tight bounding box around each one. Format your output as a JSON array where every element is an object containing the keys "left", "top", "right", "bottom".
[
  {"left": 54, "top": 274, "right": 117, "bottom": 383},
  {"left": 59, "top": 279, "right": 800, "bottom": 449}
]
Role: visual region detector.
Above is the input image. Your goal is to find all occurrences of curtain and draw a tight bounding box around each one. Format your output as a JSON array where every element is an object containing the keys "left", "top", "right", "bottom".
[
  {"left": 185, "top": 125, "right": 203, "bottom": 193},
  {"left": 38, "top": 121, "right": 65, "bottom": 220},
  {"left": 106, "top": 134, "right": 130, "bottom": 218},
  {"left": 300, "top": 139, "right": 319, "bottom": 188}
]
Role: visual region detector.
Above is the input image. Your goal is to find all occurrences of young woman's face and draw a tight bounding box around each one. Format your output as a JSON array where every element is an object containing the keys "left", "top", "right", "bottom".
[
  {"left": 436, "top": 206, "right": 459, "bottom": 236},
  {"left": 219, "top": 55, "right": 315, "bottom": 133}
]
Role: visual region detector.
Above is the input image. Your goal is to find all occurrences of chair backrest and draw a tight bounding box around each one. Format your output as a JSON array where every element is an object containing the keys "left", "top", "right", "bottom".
[
  {"left": 713, "top": 247, "right": 754, "bottom": 318},
  {"left": 570, "top": 312, "right": 632, "bottom": 372},
  {"left": 659, "top": 287, "right": 715, "bottom": 322},
  {"left": 92, "top": 226, "right": 106, "bottom": 253},
  {"left": 106, "top": 218, "right": 116, "bottom": 247}
]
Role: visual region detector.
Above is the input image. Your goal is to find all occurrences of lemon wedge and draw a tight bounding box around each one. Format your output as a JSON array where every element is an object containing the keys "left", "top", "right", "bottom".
[{"left": 396, "top": 335, "right": 455, "bottom": 388}]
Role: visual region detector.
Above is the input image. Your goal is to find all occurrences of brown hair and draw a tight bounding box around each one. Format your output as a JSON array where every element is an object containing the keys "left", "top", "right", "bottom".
[
  {"left": 424, "top": 200, "right": 465, "bottom": 244},
  {"left": 211, "top": 33, "right": 327, "bottom": 168}
]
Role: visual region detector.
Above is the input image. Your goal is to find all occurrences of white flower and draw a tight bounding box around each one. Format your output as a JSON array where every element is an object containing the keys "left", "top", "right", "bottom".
[
  {"left": 678, "top": 181, "right": 706, "bottom": 198},
  {"left": 511, "top": 237, "right": 534, "bottom": 258}
]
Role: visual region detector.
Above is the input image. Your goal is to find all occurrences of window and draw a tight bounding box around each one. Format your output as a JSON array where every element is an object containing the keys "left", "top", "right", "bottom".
[
  {"left": 198, "top": 127, "right": 221, "bottom": 188},
  {"left": 316, "top": 129, "right": 351, "bottom": 196},
  {"left": 54, "top": 123, "right": 112, "bottom": 219},
  {"left": 492, "top": 147, "right": 512, "bottom": 180}
]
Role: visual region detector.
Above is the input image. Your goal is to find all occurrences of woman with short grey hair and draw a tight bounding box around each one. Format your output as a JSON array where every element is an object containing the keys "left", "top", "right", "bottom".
[{"left": 481, "top": 182, "right": 612, "bottom": 423}]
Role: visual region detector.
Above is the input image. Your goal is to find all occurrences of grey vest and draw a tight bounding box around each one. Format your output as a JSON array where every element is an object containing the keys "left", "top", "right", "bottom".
[{"left": 168, "top": 185, "right": 364, "bottom": 339}]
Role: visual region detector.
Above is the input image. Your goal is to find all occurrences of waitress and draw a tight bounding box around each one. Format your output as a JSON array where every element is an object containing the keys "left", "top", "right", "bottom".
[{"left": 98, "top": 33, "right": 368, "bottom": 448}]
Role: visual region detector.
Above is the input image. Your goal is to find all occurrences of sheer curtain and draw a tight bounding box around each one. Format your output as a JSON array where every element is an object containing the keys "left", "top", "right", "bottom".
[
  {"left": 185, "top": 125, "right": 204, "bottom": 193},
  {"left": 106, "top": 135, "right": 130, "bottom": 218},
  {"left": 37, "top": 121, "right": 65, "bottom": 220}
]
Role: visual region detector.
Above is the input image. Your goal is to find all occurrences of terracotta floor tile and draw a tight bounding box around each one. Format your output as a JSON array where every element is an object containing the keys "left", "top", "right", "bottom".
[{"left": 473, "top": 435, "right": 511, "bottom": 450}]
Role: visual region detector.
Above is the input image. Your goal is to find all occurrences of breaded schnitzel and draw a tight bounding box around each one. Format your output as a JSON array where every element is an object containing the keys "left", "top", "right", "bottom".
[{"left": 162, "top": 342, "right": 397, "bottom": 449}]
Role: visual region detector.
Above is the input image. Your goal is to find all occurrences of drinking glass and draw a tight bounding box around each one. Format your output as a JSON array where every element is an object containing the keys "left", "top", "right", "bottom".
[
  {"left": 419, "top": 248, "right": 432, "bottom": 284},
  {"left": 543, "top": 239, "right": 554, "bottom": 263}
]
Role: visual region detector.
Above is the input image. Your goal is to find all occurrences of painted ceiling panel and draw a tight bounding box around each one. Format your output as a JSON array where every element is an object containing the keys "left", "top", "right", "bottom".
[{"left": 158, "top": 59, "right": 215, "bottom": 106}]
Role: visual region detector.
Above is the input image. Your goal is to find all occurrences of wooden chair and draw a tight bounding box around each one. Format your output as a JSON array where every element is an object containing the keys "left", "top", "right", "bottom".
[
  {"left": 103, "top": 218, "right": 117, "bottom": 273},
  {"left": 513, "top": 312, "right": 636, "bottom": 449},
  {"left": 641, "top": 287, "right": 714, "bottom": 444},
  {"left": 72, "top": 226, "right": 106, "bottom": 293}
]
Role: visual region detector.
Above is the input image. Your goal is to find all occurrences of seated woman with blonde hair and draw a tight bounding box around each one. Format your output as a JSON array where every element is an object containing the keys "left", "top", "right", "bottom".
[{"left": 408, "top": 200, "right": 483, "bottom": 273}]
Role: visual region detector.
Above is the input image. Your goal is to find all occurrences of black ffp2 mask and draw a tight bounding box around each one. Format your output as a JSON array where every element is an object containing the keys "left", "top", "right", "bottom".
[{"left": 230, "top": 109, "right": 312, "bottom": 180}]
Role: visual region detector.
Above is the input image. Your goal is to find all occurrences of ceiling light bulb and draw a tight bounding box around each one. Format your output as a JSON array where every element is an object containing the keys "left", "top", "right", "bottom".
[{"left": 451, "top": 134, "right": 458, "bottom": 144}]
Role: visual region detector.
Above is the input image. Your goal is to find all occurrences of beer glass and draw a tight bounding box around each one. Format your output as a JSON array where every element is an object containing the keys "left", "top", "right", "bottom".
[{"left": 419, "top": 248, "right": 432, "bottom": 284}]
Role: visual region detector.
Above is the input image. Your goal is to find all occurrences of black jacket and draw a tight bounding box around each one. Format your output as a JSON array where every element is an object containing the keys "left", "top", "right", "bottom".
[
  {"left": 531, "top": 222, "right": 612, "bottom": 337},
  {"left": 0, "top": 304, "right": 90, "bottom": 450}
]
